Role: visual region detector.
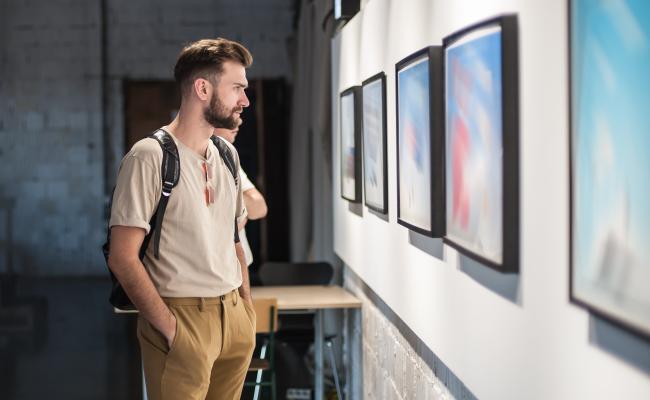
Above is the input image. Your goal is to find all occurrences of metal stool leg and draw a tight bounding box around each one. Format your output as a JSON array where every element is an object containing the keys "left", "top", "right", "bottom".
[
  {"left": 142, "top": 359, "right": 148, "bottom": 400},
  {"left": 253, "top": 342, "right": 268, "bottom": 400},
  {"left": 326, "top": 339, "right": 343, "bottom": 400}
]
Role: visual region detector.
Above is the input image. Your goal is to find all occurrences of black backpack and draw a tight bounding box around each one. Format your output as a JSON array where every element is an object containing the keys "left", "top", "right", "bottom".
[{"left": 102, "top": 129, "right": 238, "bottom": 310}]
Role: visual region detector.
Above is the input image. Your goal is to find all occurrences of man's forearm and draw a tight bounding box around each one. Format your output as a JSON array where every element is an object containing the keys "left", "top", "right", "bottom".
[
  {"left": 110, "top": 257, "right": 175, "bottom": 340},
  {"left": 237, "top": 217, "right": 248, "bottom": 232},
  {"left": 235, "top": 242, "right": 252, "bottom": 303},
  {"left": 243, "top": 189, "right": 267, "bottom": 220}
]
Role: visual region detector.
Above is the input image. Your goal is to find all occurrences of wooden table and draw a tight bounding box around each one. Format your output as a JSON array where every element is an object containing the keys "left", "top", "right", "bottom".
[
  {"left": 251, "top": 285, "right": 361, "bottom": 400},
  {"left": 251, "top": 285, "right": 361, "bottom": 310}
]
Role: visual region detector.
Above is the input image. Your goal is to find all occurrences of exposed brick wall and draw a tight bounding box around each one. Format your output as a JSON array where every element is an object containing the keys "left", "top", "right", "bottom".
[
  {"left": 344, "top": 267, "right": 477, "bottom": 400},
  {"left": 0, "top": 0, "right": 295, "bottom": 276},
  {"left": 107, "top": 0, "right": 294, "bottom": 79},
  {"left": 0, "top": 0, "right": 104, "bottom": 275}
]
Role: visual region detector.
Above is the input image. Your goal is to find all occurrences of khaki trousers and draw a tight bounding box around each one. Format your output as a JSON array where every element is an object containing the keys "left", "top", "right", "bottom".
[{"left": 137, "top": 290, "right": 256, "bottom": 400}]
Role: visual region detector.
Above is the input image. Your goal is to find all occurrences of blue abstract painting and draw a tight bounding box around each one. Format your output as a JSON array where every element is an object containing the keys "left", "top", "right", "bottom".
[
  {"left": 363, "top": 77, "right": 386, "bottom": 212},
  {"left": 397, "top": 56, "right": 431, "bottom": 231},
  {"left": 572, "top": 0, "right": 650, "bottom": 335},
  {"left": 341, "top": 90, "right": 357, "bottom": 200},
  {"left": 445, "top": 25, "right": 504, "bottom": 265}
]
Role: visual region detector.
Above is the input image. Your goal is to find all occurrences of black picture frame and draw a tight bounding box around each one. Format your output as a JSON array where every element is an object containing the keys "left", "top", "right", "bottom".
[
  {"left": 395, "top": 46, "right": 445, "bottom": 237},
  {"left": 568, "top": 1, "right": 650, "bottom": 340},
  {"left": 441, "top": 14, "right": 520, "bottom": 273},
  {"left": 340, "top": 85, "right": 363, "bottom": 203},
  {"left": 361, "top": 72, "right": 388, "bottom": 214}
]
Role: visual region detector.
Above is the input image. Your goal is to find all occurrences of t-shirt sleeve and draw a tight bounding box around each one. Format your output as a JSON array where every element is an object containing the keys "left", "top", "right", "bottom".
[
  {"left": 109, "top": 152, "right": 161, "bottom": 234},
  {"left": 239, "top": 167, "right": 256, "bottom": 192}
]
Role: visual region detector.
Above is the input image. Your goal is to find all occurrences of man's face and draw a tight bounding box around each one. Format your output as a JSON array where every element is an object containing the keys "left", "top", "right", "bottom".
[{"left": 203, "top": 60, "right": 249, "bottom": 129}]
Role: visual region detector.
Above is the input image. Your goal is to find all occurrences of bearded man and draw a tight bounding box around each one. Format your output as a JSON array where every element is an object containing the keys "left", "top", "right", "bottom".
[{"left": 107, "top": 38, "right": 256, "bottom": 400}]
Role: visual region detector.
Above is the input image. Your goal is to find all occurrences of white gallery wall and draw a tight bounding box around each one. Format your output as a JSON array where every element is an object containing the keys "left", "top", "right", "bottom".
[{"left": 331, "top": 0, "right": 650, "bottom": 399}]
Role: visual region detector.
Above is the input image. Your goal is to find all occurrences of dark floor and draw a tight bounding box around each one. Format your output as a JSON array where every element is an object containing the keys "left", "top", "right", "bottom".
[
  {"left": 0, "top": 276, "right": 141, "bottom": 400},
  {"left": 0, "top": 277, "right": 321, "bottom": 400}
]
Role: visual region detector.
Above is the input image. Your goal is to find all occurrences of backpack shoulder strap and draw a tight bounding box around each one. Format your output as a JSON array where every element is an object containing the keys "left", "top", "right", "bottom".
[
  {"left": 147, "top": 129, "right": 180, "bottom": 259},
  {"left": 211, "top": 135, "right": 238, "bottom": 185},
  {"left": 210, "top": 135, "right": 241, "bottom": 243},
  {"left": 152, "top": 129, "right": 181, "bottom": 194}
]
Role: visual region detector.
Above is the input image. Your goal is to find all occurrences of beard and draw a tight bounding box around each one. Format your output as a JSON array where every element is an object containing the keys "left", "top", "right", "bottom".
[{"left": 203, "top": 92, "right": 242, "bottom": 130}]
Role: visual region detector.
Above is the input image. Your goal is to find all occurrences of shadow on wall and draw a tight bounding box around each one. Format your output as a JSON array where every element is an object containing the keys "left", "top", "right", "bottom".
[
  {"left": 589, "top": 315, "right": 650, "bottom": 375},
  {"left": 458, "top": 255, "right": 522, "bottom": 305},
  {"left": 367, "top": 207, "right": 389, "bottom": 222},
  {"left": 395, "top": 221, "right": 520, "bottom": 304},
  {"left": 348, "top": 202, "right": 363, "bottom": 217},
  {"left": 408, "top": 231, "right": 443, "bottom": 260}
]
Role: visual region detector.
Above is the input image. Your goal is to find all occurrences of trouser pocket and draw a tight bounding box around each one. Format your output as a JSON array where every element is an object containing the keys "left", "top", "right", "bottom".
[
  {"left": 160, "top": 305, "right": 215, "bottom": 399},
  {"left": 242, "top": 297, "right": 257, "bottom": 333},
  {"left": 138, "top": 316, "right": 171, "bottom": 355}
]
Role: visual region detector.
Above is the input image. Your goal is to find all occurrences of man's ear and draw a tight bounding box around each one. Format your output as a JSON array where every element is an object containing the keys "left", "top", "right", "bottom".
[{"left": 193, "top": 78, "right": 211, "bottom": 101}]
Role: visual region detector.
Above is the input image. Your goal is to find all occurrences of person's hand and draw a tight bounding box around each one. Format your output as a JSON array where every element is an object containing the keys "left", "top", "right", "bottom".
[
  {"left": 163, "top": 313, "right": 177, "bottom": 349},
  {"left": 237, "top": 216, "right": 248, "bottom": 231}
]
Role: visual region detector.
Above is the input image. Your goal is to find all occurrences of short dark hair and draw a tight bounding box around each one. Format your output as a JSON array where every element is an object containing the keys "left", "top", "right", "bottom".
[{"left": 174, "top": 38, "right": 253, "bottom": 94}]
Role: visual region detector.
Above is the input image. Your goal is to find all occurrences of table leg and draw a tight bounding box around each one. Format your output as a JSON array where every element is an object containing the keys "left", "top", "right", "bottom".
[
  {"left": 344, "top": 308, "right": 351, "bottom": 400},
  {"left": 351, "top": 307, "right": 362, "bottom": 400},
  {"left": 314, "top": 309, "right": 324, "bottom": 400}
]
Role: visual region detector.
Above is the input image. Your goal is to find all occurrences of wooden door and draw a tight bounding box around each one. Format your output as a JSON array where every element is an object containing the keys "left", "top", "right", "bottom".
[{"left": 123, "top": 80, "right": 180, "bottom": 153}]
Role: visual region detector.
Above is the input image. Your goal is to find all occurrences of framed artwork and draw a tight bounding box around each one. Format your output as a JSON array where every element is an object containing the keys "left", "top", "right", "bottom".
[
  {"left": 442, "top": 14, "right": 519, "bottom": 272},
  {"left": 340, "top": 86, "right": 362, "bottom": 202},
  {"left": 362, "top": 72, "right": 388, "bottom": 214},
  {"left": 395, "top": 46, "right": 445, "bottom": 237},
  {"left": 570, "top": 0, "right": 650, "bottom": 338}
]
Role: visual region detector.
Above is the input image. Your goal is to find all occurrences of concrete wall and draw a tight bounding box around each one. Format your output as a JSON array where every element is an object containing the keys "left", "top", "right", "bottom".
[
  {"left": 332, "top": 0, "right": 650, "bottom": 399},
  {"left": 0, "top": 0, "right": 104, "bottom": 275},
  {"left": 0, "top": 0, "right": 295, "bottom": 276}
]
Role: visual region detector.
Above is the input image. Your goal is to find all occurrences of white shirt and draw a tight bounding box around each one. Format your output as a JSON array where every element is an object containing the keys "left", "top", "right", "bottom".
[{"left": 239, "top": 167, "right": 256, "bottom": 266}]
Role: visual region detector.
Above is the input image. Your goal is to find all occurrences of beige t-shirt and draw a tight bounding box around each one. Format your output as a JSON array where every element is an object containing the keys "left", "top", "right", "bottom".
[{"left": 109, "top": 130, "right": 247, "bottom": 298}]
